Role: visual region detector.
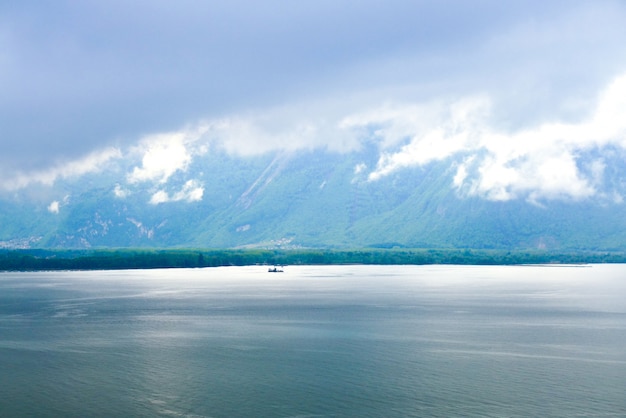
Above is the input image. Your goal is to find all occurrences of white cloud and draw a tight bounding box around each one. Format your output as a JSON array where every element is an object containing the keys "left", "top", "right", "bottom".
[
  {"left": 354, "top": 163, "right": 366, "bottom": 175},
  {"left": 47, "top": 200, "right": 60, "bottom": 214},
  {"left": 4, "top": 0, "right": 626, "bottom": 201},
  {"left": 113, "top": 184, "right": 130, "bottom": 198},
  {"left": 453, "top": 157, "right": 473, "bottom": 188},
  {"left": 466, "top": 151, "right": 595, "bottom": 203},
  {"left": 0, "top": 147, "right": 121, "bottom": 191},
  {"left": 149, "top": 190, "right": 169, "bottom": 205},
  {"left": 127, "top": 125, "right": 209, "bottom": 184},
  {"left": 149, "top": 180, "right": 204, "bottom": 205},
  {"left": 355, "top": 72, "right": 626, "bottom": 202},
  {"left": 7, "top": 66, "right": 625, "bottom": 207},
  {"left": 125, "top": 72, "right": 626, "bottom": 203},
  {"left": 205, "top": 116, "right": 358, "bottom": 157},
  {"left": 128, "top": 133, "right": 191, "bottom": 184},
  {"left": 365, "top": 97, "right": 489, "bottom": 181}
]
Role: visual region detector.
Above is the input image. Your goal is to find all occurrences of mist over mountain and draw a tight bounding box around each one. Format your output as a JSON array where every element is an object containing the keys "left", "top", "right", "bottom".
[
  {"left": 3, "top": 2, "right": 626, "bottom": 252},
  {"left": 2, "top": 144, "right": 626, "bottom": 251}
]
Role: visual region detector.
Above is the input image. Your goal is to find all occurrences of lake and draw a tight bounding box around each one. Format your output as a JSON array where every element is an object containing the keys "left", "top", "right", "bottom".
[{"left": 1, "top": 264, "right": 625, "bottom": 417}]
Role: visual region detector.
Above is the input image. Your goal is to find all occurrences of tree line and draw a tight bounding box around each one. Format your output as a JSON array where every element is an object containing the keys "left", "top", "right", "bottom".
[{"left": 2, "top": 248, "right": 626, "bottom": 271}]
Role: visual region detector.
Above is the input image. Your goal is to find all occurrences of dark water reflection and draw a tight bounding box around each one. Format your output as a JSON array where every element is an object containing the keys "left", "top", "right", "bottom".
[{"left": 1, "top": 265, "right": 625, "bottom": 417}]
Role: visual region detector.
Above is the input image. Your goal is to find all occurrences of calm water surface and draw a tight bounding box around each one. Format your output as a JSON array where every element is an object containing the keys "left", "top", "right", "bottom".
[{"left": 1, "top": 264, "right": 625, "bottom": 417}]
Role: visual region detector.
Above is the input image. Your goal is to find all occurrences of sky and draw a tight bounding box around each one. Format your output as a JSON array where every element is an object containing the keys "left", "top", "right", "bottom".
[{"left": 2, "top": 0, "right": 626, "bottom": 202}]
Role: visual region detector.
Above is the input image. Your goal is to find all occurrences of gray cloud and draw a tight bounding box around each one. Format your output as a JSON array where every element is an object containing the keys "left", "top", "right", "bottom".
[{"left": 2, "top": 0, "right": 626, "bottom": 189}]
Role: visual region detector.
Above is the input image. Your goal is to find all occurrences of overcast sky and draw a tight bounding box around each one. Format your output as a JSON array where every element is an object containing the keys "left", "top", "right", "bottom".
[{"left": 3, "top": 1, "right": 626, "bottom": 201}]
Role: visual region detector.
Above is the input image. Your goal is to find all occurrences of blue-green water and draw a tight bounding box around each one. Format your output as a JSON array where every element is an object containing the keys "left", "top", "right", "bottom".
[{"left": 1, "top": 264, "right": 625, "bottom": 417}]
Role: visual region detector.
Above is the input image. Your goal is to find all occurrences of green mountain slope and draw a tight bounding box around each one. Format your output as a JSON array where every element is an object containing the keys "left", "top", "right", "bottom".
[{"left": 2, "top": 148, "right": 626, "bottom": 250}]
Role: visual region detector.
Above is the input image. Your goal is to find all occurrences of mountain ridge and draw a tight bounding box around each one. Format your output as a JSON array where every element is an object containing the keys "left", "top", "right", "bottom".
[{"left": 2, "top": 147, "right": 626, "bottom": 251}]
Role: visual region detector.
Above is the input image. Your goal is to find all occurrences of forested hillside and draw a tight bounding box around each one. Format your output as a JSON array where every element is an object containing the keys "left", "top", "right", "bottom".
[{"left": 2, "top": 148, "right": 626, "bottom": 251}]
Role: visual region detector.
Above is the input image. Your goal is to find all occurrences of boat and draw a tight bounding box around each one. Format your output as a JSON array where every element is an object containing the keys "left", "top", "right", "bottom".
[{"left": 268, "top": 265, "right": 284, "bottom": 273}]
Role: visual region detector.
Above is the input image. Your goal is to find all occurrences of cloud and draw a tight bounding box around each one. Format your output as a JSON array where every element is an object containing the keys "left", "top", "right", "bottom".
[
  {"left": 113, "top": 184, "right": 130, "bottom": 198},
  {"left": 350, "top": 97, "right": 490, "bottom": 180},
  {"left": 3, "top": 0, "right": 625, "bottom": 175},
  {"left": 361, "top": 73, "right": 626, "bottom": 202},
  {"left": 149, "top": 180, "right": 204, "bottom": 205},
  {"left": 46, "top": 195, "right": 70, "bottom": 214},
  {"left": 47, "top": 201, "right": 60, "bottom": 214},
  {"left": 127, "top": 126, "right": 208, "bottom": 184},
  {"left": 203, "top": 104, "right": 361, "bottom": 156},
  {"left": 149, "top": 190, "right": 169, "bottom": 205},
  {"left": 3, "top": 1, "right": 626, "bottom": 207},
  {"left": 5, "top": 69, "right": 625, "bottom": 206},
  {"left": 0, "top": 147, "right": 121, "bottom": 192},
  {"left": 112, "top": 71, "right": 626, "bottom": 204}
]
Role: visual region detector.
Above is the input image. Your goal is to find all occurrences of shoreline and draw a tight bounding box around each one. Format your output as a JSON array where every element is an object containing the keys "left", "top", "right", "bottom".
[{"left": 2, "top": 248, "right": 625, "bottom": 272}]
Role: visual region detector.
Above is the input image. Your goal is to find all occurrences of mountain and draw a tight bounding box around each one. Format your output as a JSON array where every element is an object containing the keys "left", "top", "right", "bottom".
[{"left": 2, "top": 146, "right": 626, "bottom": 251}]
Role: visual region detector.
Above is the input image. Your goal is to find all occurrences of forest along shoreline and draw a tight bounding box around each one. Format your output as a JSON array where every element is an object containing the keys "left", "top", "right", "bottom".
[{"left": 2, "top": 248, "right": 625, "bottom": 271}]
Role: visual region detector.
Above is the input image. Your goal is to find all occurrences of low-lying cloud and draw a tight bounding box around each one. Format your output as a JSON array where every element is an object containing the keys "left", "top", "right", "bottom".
[
  {"left": 0, "top": 147, "right": 121, "bottom": 192},
  {"left": 127, "top": 127, "right": 208, "bottom": 184},
  {"left": 47, "top": 200, "right": 60, "bottom": 214},
  {"left": 149, "top": 180, "right": 204, "bottom": 205},
  {"left": 352, "top": 73, "right": 626, "bottom": 202},
  {"left": 3, "top": 72, "right": 626, "bottom": 206}
]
